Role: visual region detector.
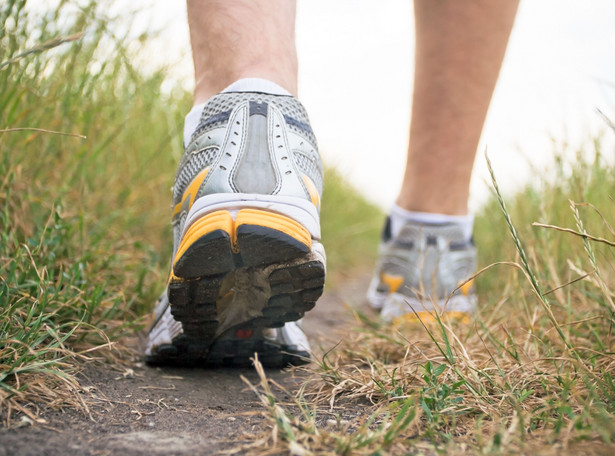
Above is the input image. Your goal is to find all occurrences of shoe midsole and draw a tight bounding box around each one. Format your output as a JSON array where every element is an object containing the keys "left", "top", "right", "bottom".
[
  {"left": 184, "top": 193, "right": 321, "bottom": 240},
  {"left": 379, "top": 293, "right": 477, "bottom": 322}
]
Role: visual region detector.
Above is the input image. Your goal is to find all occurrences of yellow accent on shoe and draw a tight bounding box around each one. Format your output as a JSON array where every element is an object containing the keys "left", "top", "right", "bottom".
[
  {"left": 172, "top": 210, "right": 234, "bottom": 267},
  {"left": 171, "top": 208, "right": 311, "bottom": 273},
  {"left": 392, "top": 311, "right": 471, "bottom": 326},
  {"left": 459, "top": 279, "right": 474, "bottom": 296},
  {"left": 236, "top": 209, "right": 312, "bottom": 248},
  {"left": 168, "top": 270, "right": 181, "bottom": 284},
  {"left": 380, "top": 273, "right": 404, "bottom": 294},
  {"left": 301, "top": 174, "right": 320, "bottom": 210},
  {"left": 172, "top": 167, "right": 210, "bottom": 217}
]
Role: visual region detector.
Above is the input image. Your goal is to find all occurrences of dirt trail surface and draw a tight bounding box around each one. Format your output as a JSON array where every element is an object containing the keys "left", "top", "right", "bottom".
[{"left": 0, "top": 272, "right": 371, "bottom": 456}]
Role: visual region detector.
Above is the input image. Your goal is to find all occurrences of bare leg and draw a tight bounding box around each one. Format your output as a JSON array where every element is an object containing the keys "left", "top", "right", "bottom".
[
  {"left": 397, "top": 0, "right": 519, "bottom": 215},
  {"left": 148, "top": 1, "right": 322, "bottom": 367},
  {"left": 187, "top": 0, "right": 298, "bottom": 104}
]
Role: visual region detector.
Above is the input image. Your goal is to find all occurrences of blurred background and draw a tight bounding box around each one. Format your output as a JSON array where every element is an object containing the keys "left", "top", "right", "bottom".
[{"left": 34, "top": 0, "right": 615, "bottom": 210}]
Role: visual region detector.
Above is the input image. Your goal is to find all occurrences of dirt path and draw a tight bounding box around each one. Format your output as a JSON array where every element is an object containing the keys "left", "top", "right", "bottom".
[{"left": 0, "top": 272, "right": 371, "bottom": 456}]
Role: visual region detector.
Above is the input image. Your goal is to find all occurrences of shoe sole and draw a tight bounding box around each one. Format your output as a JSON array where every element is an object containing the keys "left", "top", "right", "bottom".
[
  {"left": 146, "top": 323, "right": 312, "bottom": 367},
  {"left": 377, "top": 293, "right": 476, "bottom": 324},
  {"left": 148, "top": 207, "right": 324, "bottom": 367}
]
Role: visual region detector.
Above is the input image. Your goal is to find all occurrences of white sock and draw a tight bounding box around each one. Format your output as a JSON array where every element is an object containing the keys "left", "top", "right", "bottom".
[
  {"left": 183, "top": 78, "right": 292, "bottom": 147},
  {"left": 183, "top": 104, "right": 206, "bottom": 147},
  {"left": 221, "top": 78, "right": 291, "bottom": 96},
  {"left": 389, "top": 204, "right": 474, "bottom": 241}
]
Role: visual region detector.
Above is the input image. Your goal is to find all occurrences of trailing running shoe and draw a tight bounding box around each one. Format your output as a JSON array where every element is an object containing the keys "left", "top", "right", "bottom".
[
  {"left": 145, "top": 91, "right": 325, "bottom": 367},
  {"left": 366, "top": 217, "right": 476, "bottom": 324}
]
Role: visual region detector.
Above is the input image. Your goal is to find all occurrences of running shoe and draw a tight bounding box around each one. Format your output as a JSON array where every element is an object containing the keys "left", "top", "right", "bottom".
[
  {"left": 145, "top": 91, "right": 325, "bottom": 366},
  {"left": 367, "top": 217, "right": 476, "bottom": 323}
]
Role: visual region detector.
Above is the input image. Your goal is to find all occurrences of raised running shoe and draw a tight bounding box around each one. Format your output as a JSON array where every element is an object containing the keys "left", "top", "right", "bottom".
[
  {"left": 145, "top": 91, "right": 325, "bottom": 366},
  {"left": 367, "top": 217, "right": 476, "bottom": 323}
]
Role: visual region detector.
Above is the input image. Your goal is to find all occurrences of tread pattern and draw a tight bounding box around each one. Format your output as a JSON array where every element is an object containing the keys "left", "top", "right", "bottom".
[{"left": 147, "top": 219, "right": 324, "bottom": 367}]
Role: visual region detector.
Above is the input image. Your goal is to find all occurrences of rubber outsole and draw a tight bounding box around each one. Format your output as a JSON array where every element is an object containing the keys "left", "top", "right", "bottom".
[
  {"left": 146, "top": 326, "right": 311, "bottom": 368},
  {"left": 146, "top": 210, "right": 324, "bottom": 367}
]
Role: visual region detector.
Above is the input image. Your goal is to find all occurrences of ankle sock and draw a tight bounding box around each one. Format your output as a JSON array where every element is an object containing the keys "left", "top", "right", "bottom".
[
  {"left": 221, "top": 78, "right": 291, "bottom": 96},
  {"left": 183, "top": 78, "right": 291, "bottom": 146},
  {"left": 389, "top": 204, "right": 474, "bottom": 242}
]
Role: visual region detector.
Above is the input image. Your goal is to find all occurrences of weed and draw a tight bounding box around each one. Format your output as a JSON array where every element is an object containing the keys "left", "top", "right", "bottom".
[{"left": 419, "top": 361, "right": 465, "bottom": 423}]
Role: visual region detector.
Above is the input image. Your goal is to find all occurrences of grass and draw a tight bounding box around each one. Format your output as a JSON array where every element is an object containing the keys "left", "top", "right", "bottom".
[
  {"left": 243, "top": 143, "right": 615, "bottom": 454},
  {"left": 0, "top": 0, "right": 184, "bottom": 421},
  {"left": 2, "top": 1, "right": 615, "bottom": 454},
  {"left": 320, "top": 167, "right": 383, "bottom": 284},
  {"left": 0, "top": 0, "right": 380, "bottom": 424}
]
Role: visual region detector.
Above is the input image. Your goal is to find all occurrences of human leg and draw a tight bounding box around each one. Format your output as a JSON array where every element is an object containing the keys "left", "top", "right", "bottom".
[
  {"left": 369, "top": 0, "right": 519, "bottom": 320},
  {"left": 146, "top": 0, "right": 325, "bottom": 366},
  {"left": 187, "top": 0, "right": 298, "bottom": 104},
  {"left": 400, "top": 0, "right": 519, "bottom": 215}
]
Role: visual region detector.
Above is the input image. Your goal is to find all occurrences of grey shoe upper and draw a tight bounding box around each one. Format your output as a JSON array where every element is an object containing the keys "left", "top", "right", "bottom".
[
  {"left": 368, "top": 217, "right": 477, "bottom": 315},
  {"left": 146, "top": 92, "right": 325, "bottom": 365},
  {"left": 171, "top": 92, "right": 323, "bottom": 246}
]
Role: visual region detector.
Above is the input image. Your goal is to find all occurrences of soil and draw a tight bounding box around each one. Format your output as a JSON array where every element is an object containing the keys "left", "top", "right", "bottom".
[{"left": 0, "top": 272, "right": 372, "bottom": 456}]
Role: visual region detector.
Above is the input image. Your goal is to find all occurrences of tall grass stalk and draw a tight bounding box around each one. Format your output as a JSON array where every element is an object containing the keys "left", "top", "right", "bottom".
[{"left": 485, "top": 153, "right": 578, "bottom": 357}]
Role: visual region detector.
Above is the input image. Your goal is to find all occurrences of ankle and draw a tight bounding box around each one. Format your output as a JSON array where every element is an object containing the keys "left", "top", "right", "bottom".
[{"left": 184, "top": 78, "right": 293, "bottom": 147}]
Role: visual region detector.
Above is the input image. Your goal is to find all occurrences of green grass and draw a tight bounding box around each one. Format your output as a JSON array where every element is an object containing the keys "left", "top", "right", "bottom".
[
  {"left": 0, "top": 0, "right": 185, "bottom": 419},
  {"left": 320, "top": 167, "right": 383, "bottom": 283},
  {"left": 0, "top": 0, "right": 380, "bottom": 422}
]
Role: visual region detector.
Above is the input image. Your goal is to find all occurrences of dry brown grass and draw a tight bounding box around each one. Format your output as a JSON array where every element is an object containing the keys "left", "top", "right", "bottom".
[{"left": 242, "top": 150, "right": 615, "bottom": 455}]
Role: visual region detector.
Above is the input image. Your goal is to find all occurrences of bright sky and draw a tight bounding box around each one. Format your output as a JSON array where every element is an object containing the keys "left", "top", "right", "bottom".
[{"left": 82, "top": 1, "right": 615, "bottom": 209}]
